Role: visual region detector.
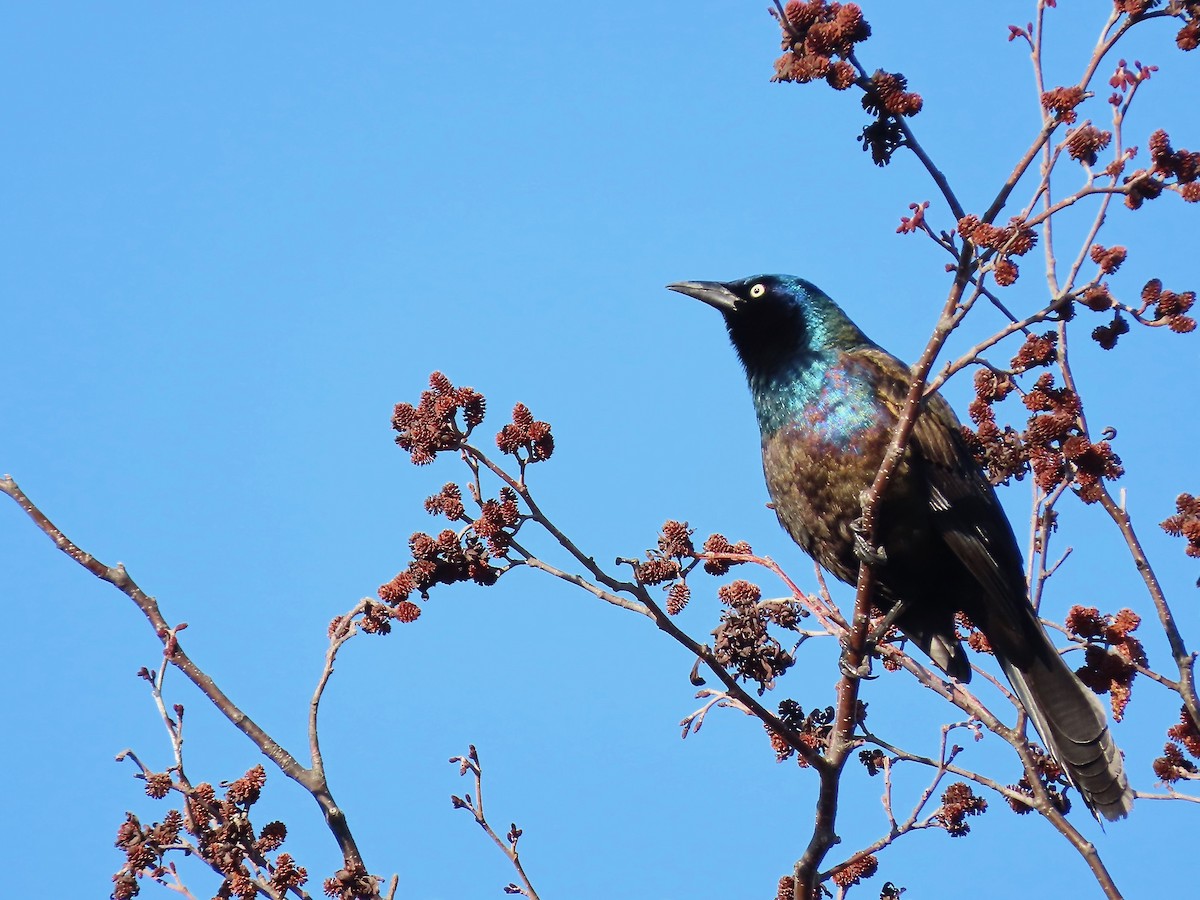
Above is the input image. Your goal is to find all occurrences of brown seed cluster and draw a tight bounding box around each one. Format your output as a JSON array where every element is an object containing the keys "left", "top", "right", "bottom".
[
  {"left": 955, "top": 611, "right": 993, "bottom": 655},
  {"left": 424, "top": 482, "right": 465, "bottom": 520},
  {"left": 1067, "top": 124, "right": 1113, "bottom": 166},
  {"left": 1160, "top": 493, "right": 1200, "bottom": 558},
  {"left": 713, "top": 580, "right": 795, "bottom": 693},
  {"left": 957, "top": 215, "right": 1038, "bottom": 286},
  {"left": 1153, "top": 706, "right": 1200, "bottom": 783},
  {"left": 1006, "top": 748, "right": 1070, "bottom": 815},
  {"left": 771, "top": 1, "right": 870, "bottom": 87},
  {"left": 1066, "top": 606, "right": 1146, "bottom": 721},
  {"left": 323, "top": 863, "right": 379, "bottom": 900},
  {"left": 374, "top": 485, "right": 522, "bottom": 627},
  {"left": 1041, "top": 85, "right": 1085, "bottom": 123},
  {"left": 700, "top": 532, "right": 754, "bottom": 575},
  {"left": 1142, "top": 278, "right": 1197, "bottom": 333},
  {"left": 832, "top": 854, "right": 879, "bottom": 888},
  {"left": 113, "top": 766, "right": 313, "bottom": 900},
  {"left": 392, "top": 372, "right": 486, "bottom": 465},
  {"left": 962, "top": 342, "right": 1123, "bottom": 502},
  {"left": 775, "top": 876, "right": 796, "bottom": 900},
  {"left": 495, "top": 403, "right": 555, "bottom": 463},
  {"left": 1090, "top": 243, "right": 1127, "bottom": 274},
  {"left": 937, "top": 782, "right": 988, "bottom": 837},
  {"left": 858, "top": 70, "right": 923, "bottom": 165}
]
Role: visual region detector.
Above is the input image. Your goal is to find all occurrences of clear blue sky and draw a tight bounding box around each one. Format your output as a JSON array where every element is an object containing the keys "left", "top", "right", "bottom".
[{"left": 2, "top": 3, "right": 1197, "bottom": 898}]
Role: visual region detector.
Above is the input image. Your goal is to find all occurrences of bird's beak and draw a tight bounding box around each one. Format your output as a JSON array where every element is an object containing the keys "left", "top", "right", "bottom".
[{"left": 666, "top": 280, "right": 739, "bottom": 313}]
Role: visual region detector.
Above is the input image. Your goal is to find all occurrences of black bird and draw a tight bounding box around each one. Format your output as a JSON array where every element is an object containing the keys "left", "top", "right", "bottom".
[{"left": 669, "top": 274, "right": 1132, "bottom": 821}]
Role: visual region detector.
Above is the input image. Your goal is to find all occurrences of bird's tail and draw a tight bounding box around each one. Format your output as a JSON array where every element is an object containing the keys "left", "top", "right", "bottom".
[{"left": 999, "top": 651, "right": 1133, "bottom": 821}]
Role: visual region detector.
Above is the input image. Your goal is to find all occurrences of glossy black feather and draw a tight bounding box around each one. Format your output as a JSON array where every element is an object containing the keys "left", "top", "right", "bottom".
[{"left": 670, "top": 274, "right": 1132, "bottom": 821}]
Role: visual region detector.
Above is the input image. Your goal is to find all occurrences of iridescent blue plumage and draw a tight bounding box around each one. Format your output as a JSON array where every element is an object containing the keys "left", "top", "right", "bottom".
[{"left": 667, "top": 273, "right": 1132, "bottom": 821}]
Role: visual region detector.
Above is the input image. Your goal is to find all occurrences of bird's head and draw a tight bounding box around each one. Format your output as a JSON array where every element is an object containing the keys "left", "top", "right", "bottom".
[{"left": 667, "top": 274, "right": 870, "bottom": 381}]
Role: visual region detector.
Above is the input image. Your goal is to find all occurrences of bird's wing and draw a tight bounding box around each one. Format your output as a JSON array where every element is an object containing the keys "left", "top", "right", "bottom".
[{"left": 856, "top": 348, "right": 1034, "bottom": 650}]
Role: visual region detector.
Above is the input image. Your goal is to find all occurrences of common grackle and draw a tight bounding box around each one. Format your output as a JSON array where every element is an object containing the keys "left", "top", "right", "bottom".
[{"left": 669, "top": 274, "right": 1132, "bottom": 821}]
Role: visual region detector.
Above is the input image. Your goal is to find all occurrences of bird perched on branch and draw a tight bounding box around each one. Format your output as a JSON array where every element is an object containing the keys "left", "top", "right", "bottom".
[{"left": 668, "top": 273, "right": 1132, "bottom": 821}]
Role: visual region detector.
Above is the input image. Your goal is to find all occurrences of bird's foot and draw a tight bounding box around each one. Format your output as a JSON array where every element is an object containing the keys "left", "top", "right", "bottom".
[
  {"left": 850, "top": 518, "right": 888, "bottom": 566},
  {"left": 838, "top": 647, "right": 878, "bottom": 681}
]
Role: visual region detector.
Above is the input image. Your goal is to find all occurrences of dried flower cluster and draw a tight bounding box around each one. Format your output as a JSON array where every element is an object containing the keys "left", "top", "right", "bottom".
[
  {"left": 961, "top": 335, "right": 1124, "bottom": 501},
  {"left": 1065, "top": 607, "right": 1147, "bottom": 721},
  {"left": 771, "top": 1, "right": 869, "bottom": 88},
  {"left": 1141, "top": 277, "right": 1197, "bottom": 332},
  {"left": 392, "top": 372, "right": 486, "bottom": 465},
  {"left": 858, "top": 747, "right": 886, "bottom": 775},
  {"left": 936, "top": 782, "right": 988, "bottom": 837},
  {"left": 1041, "top": 85, "right": 1085, "bottom": 124},
  {"left": 1121, "top": 126, "right": 1200, "bottom": 208},
  {"left": 1160, "top": 492, "right": 1200, "bottom": 557},
  {"left": 1006, "top": 748, "right": 1070, "bottom": 816},
  {"left": 769, "top": 700, "right": 840, "bottom": 765},
  {"left": 1067, "top": 124, "right": 1113, "bottom": 166},
  {"left": 956, "top": 215, "right": 1038, "bottom": 286},
  {"left": 1152, "top": 705, "right": 1200, "bottom": 782},
  {"left": 699, "top": 532, "right": 754, "bottom": 575},
  {"left": 832, "top": 854, "right": 879, "bottom": 888},
  {"left": 113, "top": 766, "right": 310, "bottom": 900},
  {"left": 712, "top": 580, "right": 795, "bottom": 693},
  {"left": 496, "top": 403, "right": 555, "bottom": 463},
  {"left": 859, "top": 70, "right": 923, "bottom": 165}
]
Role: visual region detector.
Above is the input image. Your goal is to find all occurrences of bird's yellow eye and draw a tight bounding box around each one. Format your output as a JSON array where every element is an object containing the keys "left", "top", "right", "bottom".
[{"left": 749, "top": 283, "right": 766, "bottom": 298}]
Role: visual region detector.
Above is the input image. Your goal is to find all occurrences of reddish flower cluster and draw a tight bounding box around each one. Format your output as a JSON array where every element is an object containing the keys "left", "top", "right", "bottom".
[
  {"left": 666, "top": 582, "right": 691, "bottom": 615},
  {"left": 1067, "top": 124, "right": 1113, "bottom": 166},
  {"left": 896, "top": 200, "right": 929, "bottom": 234},
  {"left": 112, "top": 810, "right": 183, "bottom": 899},
  {"left": 115, "top": 766, "right": 311, "bottom": 900},
  {"left": 323, "top": 863, "right": 379, "bottom": 900},
  {"left": 1160, "top": 492, "right": 1200, "bottom": 557},
  {"left": 1006, "top": 748, "right": 1070, "bottom": 815},
  {"left": 495, "top": 403, "right": 555, "bottom": 463},
  {"left": 1041, "top": 85, "right": 1085, "bottom": 123},
  {"left": 937, "top": 782, "right": 988, "bottom": 837},
  {"left": 700, "top": 532, "right": 754, "bottom": 575},
  {"left": 832, "top": 854, "right": 879, "bottom": 888},
  {"left": 472, "top": 487, "right": 521, "bottom": 555},
  {"left": 956, "top": 611, "right": 993, "bottom": 655},
  {"left": 408, "top": 529, "right": 500, "bottom": 592},
  {"left": 962, "top": 346, "right": 1123, "bottom": 501},
  {"left": 1113, "top": 0, "right": 1153, "bottom": 18},
  {"left": 392, "top": 372, "right": 486, "bottom": 465},
  {"left": 1066, "top": 606, "right": 1146, "bottom": 721},
  {"left": 1142, "top": 278, "right": 1197, "bottom": 333},
  {"left": 1180, "top": 12, "right": 1200, "bottom": 52},
  {"left": 775, "top": 876, "right": 796, "bottom": 900},
  {"left": 1153, "top": 706, "right": 1200, "bottom": 783},
  {"left": 1090, "top": 243, "right": 1127, "bottom": 274},
  {"left": 771, "top": 1, "right": 870, "bottom": 88},
  {"left": 974, "top": 213, "right": 1038, "bottom": 254},
  {"left": 424, "top": 482, "right": 465, "bottom": 520},
  {"left": 1149, "top": 129, "right": 1200, "bottom": 183},
  {"left": 857, "top": 70, "right": 923, "bottom": 165},
  {"left": 862, "top": 70, "right": 923, "bottom": 117},
  {"left": 1081, "top": 283, "right": 1114, "bottom": 312},
  {"left": 713, "top": 580, "right": 795, "bottom": 693}
]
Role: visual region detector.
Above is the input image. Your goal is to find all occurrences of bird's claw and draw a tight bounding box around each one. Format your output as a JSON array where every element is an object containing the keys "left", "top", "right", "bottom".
[
  {"left": 839, "top": 648, "right": 878, "bottom": 681},
  {"left": 852, "top": 528, "right": 887, "bottom": 566}
]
